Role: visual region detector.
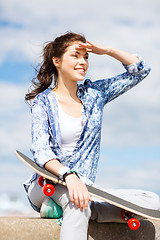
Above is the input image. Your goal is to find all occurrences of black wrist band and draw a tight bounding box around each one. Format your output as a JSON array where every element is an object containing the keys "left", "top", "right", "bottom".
[{"left": 63, "top": 170, "right": 79, "bottom": 182}]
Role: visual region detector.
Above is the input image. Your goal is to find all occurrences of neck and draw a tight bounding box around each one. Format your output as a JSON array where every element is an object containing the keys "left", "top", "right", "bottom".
[{"left": 55, "top": 76, "right": 78, "bottom": 99}]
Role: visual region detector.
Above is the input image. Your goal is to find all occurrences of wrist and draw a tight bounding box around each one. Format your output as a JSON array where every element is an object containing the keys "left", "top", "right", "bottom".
[
  {"left": 58, "top": 166, "right": 70, "bottom": 181},
  {"left": 63, "top": 170, "right": 79, "bottom": 182},
  {"left": 105, "top": 46, "right": 115, "bottom": 56}
]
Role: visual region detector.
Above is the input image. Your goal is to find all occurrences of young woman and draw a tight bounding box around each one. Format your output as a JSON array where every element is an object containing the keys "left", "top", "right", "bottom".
[{"left": 25, "top": 32, "right": 160, "bottom": 240}]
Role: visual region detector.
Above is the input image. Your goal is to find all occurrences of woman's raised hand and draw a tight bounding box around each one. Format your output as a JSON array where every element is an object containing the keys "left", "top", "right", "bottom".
[{"left": 76, "top": 41, "right": 110, "bottom": 55}]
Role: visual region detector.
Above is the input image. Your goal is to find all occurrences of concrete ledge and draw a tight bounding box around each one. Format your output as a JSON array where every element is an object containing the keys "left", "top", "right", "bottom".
[
  {"left": 89, "top": 220, "right": 156, "bottom": 240},
  {"left": 0, "top": 217, "right": 60, "bottom": 240},
  {"left": 0, "top": 217, "right": 159, "bottom": 240}
]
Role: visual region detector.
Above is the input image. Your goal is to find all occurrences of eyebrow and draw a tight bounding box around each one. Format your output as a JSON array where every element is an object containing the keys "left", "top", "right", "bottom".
[{"left": 72, "top": 50, "right": 89, "bottom": 57}]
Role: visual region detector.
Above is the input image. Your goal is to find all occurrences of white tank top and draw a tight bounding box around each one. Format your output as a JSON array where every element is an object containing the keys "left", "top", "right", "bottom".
[{"left": 57, "top": 102, "right": 82, "bottom": 155}]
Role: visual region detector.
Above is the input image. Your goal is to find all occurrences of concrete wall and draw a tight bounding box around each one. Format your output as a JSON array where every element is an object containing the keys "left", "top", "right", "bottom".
[{"left": 0, "top": 217, "right": 159, "bottom": 240}]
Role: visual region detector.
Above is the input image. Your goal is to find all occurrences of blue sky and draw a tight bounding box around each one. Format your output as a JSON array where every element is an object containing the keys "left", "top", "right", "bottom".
[{"left": 0, "top": 0, "right": 160, "bottom": 205}]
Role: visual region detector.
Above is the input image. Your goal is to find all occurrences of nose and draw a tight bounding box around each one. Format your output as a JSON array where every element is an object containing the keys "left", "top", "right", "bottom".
[{"left": 79, "top": 56, "right": 87, "bottom": 65}]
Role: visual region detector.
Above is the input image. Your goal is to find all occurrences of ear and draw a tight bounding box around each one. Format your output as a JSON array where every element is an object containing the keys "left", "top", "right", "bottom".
[{"left": 52, "top": 57, "right": 61, "bottom": 68}]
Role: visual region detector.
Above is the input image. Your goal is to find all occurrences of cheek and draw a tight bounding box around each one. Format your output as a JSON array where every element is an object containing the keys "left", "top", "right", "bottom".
[
  {"left": 61, "top": 61, "right": 73, "bottom": 71},
  {"left": 63, "top": 57, "right": 76, "bottom": 69}
]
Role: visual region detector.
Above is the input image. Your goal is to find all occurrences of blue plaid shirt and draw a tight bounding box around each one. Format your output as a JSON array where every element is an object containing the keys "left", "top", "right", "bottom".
[{"left": 24, "top": 58, "right": 150, "bottom": 191}]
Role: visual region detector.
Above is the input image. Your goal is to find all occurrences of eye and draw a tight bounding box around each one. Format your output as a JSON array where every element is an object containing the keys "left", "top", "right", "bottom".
[{"left": 71, "top": 54, "right": 78, "bottom": 58}]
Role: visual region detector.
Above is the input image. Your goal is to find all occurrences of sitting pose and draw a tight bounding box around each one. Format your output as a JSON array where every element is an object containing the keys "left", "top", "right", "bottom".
[{"left": 24, "top": 32, "right": 160, "bottom": 240}]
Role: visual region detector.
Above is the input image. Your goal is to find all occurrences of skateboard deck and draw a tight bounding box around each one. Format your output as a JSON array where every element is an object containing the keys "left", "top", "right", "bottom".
[{"left": 15, "top": 150, "right": 160, "bottom": 229}]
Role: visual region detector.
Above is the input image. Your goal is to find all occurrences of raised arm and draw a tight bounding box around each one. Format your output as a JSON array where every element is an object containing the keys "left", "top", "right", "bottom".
[
  {"left": 76, "top": 40, "right": 139, "bottom": 65},
  {"left": 76, "top": 41, "right": 151, "bottom": 105}
]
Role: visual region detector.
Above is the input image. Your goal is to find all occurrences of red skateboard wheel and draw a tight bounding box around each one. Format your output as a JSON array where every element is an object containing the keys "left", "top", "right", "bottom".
[
  {"left": 128, "top": 218, "right": 140, "bottom": 230},
  {"left": 38, "top": 176, "right": 44, "bottom": 187},
  {"left": 43, "top": 184, "right": 55, "bottom": 196},
  {"left": 121, "top": 210, "right": 133, "bottom": 222}
]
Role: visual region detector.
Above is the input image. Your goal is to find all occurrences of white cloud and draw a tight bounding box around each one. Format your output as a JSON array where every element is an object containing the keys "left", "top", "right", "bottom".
[
  {"left": 0, "top": 82, "right": 31, "bottom": 157},
  {"left": 0, "top": 0, "right": 160, "bottom": 63},
  {"left": 96, "top": 157, "right": 160, "bottom": 194}
]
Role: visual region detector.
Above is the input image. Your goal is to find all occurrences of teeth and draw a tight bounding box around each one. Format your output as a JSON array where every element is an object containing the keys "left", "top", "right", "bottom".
[{"left": 75, "top": 68, "right": 85, "bottom": 71}]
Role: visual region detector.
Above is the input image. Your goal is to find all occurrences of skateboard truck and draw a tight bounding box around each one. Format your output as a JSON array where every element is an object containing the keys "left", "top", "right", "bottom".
[
  {"left": 38, "top": 176, "right": 55, "bottom": 196},
  {"left": 121, "top": 210, "right": 140, "bottom": 230}
]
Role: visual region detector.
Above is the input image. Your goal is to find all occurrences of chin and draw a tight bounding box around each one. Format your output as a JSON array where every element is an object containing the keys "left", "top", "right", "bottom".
[
  {"left": 78, "top": 74, "right": 86, "bottom": 81},
  {"left": 78, "top": 78, "right": 85, "bottom": 82}
]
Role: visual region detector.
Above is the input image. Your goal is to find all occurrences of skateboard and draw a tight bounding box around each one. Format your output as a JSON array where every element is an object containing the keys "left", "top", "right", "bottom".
[{"left": 15, "top": 150, "right": 160, "bottom": 230}]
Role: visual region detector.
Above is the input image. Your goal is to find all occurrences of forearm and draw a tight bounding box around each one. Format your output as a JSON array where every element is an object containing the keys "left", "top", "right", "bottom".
[
  {"left": 105, "top": 47, "right": 140, "bottom": 65},
  {"left": 44, "top": 159, "right": 64, "bottom": 176}
]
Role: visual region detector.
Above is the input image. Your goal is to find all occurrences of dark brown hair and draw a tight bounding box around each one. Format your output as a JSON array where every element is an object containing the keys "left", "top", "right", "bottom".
[{"left": 25, "top": 31, "right": 86, "bottom": 101}]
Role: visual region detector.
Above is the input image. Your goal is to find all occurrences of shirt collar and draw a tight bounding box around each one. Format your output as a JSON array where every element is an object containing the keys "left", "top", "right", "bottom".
[{"left": 77, "top": 83, "right": 85, "bottom": 100}]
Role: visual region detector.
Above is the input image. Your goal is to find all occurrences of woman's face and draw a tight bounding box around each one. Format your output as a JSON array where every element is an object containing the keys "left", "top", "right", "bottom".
[{"left": 54, "top": 42, "right": 89, "bottom": 82}]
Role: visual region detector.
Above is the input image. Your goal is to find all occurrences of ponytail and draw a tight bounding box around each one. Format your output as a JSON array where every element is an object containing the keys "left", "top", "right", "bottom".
[{"left": 25, "top": 41, "right": 57, "bottom": 101}]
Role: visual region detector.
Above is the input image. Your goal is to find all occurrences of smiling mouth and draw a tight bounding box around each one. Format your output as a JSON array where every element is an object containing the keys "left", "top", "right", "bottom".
[{"left": 74, "top": 68, "right": 85, "bottom": 73}]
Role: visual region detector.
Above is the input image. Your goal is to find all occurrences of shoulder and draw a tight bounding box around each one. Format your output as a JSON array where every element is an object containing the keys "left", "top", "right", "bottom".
[
  {"left": 78, "top": 79, "right": 92, "bottom": 90},
  {"left": 78, "top": 79, "right": 102, "bottom": 91},
  {"left": 78, "top": 79, "right": 107, "bottom": 102},
  {"left": 31, "top": 88, "right": 52, "bottom": 107},
  {"left": 78, "top": 79, "right": 98, "bottom": 97},
  {"left": 33, "top": 88, "right": 52, "bottom": 101},
  {"left": 79, "top": 78, "right": 108, "bottom": 93}
]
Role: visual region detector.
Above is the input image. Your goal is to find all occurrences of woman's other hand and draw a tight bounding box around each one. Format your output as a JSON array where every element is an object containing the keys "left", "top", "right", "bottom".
[{"left": 65, "top": 173, "right": 92, "bottom": 211}]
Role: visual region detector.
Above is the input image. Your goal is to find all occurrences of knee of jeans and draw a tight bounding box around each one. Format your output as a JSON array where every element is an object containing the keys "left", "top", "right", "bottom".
[
  {"left": 64, "top": 201, "right": 91, "bottom": 221},
  {"left": 51, "top": 184, "right": 70, "bottom": 210}
]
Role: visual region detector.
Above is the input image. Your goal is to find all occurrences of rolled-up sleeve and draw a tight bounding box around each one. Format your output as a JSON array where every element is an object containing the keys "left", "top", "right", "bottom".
[
  {"left": 90, "top": 57, "right": 151, "bottom": 105},
  {"left": 30, "top": 98, "right": 58, "bottom": 167}
]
